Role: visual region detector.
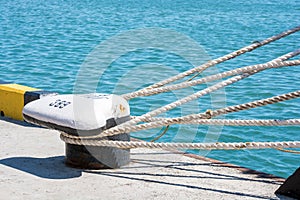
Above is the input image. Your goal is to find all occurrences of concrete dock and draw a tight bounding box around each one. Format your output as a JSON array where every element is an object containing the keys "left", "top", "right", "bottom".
[{"left": 0, "top": 118, "right": 293, "bottom": 200}]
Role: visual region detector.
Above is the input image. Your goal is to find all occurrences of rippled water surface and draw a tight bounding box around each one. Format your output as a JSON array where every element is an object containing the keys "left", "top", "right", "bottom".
[{"left": 1, "top": 0, "right": 300, "bottom": 178}]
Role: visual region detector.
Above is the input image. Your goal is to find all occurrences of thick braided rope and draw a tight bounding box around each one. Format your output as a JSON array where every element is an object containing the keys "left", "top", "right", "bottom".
[
  {"left": 122, "top": 25, "right": 300, "bottom": 98},
  {"left": 131, "top": 115, "right": 300, "bottom": 125},
  {"left": 269, "top": 49, "right": 300, "bottom": 62},
  {"left": 131, "top": 118, "right": 300, "bottom": 133},
  {"left": 142, "top": 26, "right": 300, "bottom": 89},
  {"left": 77, "top": 118, "right": 300, "bottom": 137},
  {"left": 189, "top": 119, "right": 300, "bottom": 126},
  {"left": 212, "top": 90, "right": 300, "bottom": 116},
  {"left": 128, "top": 91, "right": 300, "bottom": 132},
  {"left": 60, "top": 90, "right": 300, "bottom": 142},
  {"left": 59, "top": 138, "right": 300, "bottom": 150},
  {"left": 61, "top": 119, "right": 300, "bottom": 137},
  {"left": 122, "top": 59, "right": 300, "bottom": 99}
]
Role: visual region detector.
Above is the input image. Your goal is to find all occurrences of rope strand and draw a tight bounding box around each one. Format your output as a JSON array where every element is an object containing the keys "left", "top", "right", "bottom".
[
  {"left": 122, "top": 59, "right": 300, "bottom": 99},
  {"left": 59, "top": 138, "right": 300, "bottom": 150}
]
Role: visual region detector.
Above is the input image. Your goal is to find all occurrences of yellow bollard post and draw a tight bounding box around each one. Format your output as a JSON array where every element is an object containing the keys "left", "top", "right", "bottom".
[{"left": 0, "top": 80, "right": 57, "bottom": 121}]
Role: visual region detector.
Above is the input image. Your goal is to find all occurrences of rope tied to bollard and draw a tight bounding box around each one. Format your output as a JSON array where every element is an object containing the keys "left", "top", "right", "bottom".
[{"left": 59, "top": 25, "right": 300, "bottom": 152}]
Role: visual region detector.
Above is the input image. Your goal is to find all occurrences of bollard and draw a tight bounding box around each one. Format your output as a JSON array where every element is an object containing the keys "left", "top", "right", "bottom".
[{"left": 23, "top": 93, "right": 131, "bottom": 169}]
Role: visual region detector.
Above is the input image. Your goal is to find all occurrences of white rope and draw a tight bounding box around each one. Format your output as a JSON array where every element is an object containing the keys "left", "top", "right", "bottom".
[
  {"left": 212, "top": 91, "right": 300, "bottom": 116},
  {"left": 122, "top": 59, "right": 300, "bottom": 99},
  {"left": 59, "top": 138, "right": 300, "bottom": 150},
  {"left": 189, "top": 119, "right": 300, "bottom": 126},
  {"left": 269, "top": 49, "right": 300, "bottom": 62},
  {"left": 132, "top": 118, "right": 300, "bottom": 126},
  {"left": 60, "top": 119, "right": 300, "bottom": 141},
  {"left": 143, "top": 26, "right": 300, "bottom": 89}
]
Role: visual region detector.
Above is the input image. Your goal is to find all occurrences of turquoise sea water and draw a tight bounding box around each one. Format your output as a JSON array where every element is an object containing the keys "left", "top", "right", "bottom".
[{"left": 1, "top": 0, "right": 300, "bottom": 178}]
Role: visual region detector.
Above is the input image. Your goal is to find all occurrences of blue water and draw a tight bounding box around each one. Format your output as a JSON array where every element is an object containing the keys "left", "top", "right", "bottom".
[{"left": 1, "top": 0, "right": 300, "bottom": 178}]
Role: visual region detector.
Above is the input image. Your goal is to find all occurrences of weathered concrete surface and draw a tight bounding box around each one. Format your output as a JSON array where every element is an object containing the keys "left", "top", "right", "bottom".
[{"left": 0, "top": 118, "right": 294, "bottom": 200}]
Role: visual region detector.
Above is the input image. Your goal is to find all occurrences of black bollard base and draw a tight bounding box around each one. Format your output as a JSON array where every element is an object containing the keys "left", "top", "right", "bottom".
[
  {"left": 65, "top": 118, "right": 131, "bottom": 169},
  {"left": 65, "top": 134, "right": 130, "bottom": 169},
  {"left": 275, "top": 167, "right": 300, "bottom": 199}
]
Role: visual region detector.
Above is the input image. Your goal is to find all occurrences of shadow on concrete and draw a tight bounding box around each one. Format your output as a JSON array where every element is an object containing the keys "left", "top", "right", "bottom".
[
  {"left": 85, "top": 155, "right": 284, "bottom": 200},
  {"left": 129, "top": 158, "right": 283, "bottom": 185},
  {"left": 0, "top": 116, "right": 40, "bottom": 128},
  {"left": 0, "top": 156, "right": 82, "bottom": 179},
  {"left": 87, "top": 171, "right": 276, "bottom": 200}
]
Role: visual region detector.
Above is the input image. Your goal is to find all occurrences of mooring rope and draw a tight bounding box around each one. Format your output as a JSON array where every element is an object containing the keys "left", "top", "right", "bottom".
[
  {"left": 122, "top": 25, "right": 300, "bottom": 99},
  {"left": 59, "top": 138, "right": 300, "bottom": 150},
  {"left": 131, "top": 118, "right": 300, "bottom": 127},
  {"left": 210, "top": 90, "right": 300, "bottom": 116},
  {"left": 269, "top": 48, "right": 300, "bottom": 62},
  {"left": 122, "top": 59, "right": 300, "bottom": 99},
  {"left": 59, "top": 26, "right": 300, "bottom": 151},
  {"left": 130, "top": 115, "right": 300, "bottom": 124}
]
